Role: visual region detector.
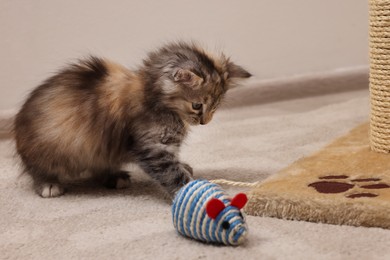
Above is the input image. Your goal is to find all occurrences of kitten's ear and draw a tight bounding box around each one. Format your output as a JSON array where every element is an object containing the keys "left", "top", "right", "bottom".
[
  {"left": 225, "top": 62, "right": 252, "bottom": 80},
  {"left": 173, "top": 69, "right": 203, "bottom": 88}
]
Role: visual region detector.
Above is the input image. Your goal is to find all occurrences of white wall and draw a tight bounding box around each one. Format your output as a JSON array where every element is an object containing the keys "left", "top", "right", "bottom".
[{"left": 0, "top": 0, "right": 368, "bottom": 110}]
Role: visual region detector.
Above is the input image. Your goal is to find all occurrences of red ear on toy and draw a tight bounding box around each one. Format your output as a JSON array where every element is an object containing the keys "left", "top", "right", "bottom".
[
  {"left": 206, "top": 198, "right": 226, "bottom": 219},
  {"left": 231, "top": 193, "right": 248, "bottom": 209}
]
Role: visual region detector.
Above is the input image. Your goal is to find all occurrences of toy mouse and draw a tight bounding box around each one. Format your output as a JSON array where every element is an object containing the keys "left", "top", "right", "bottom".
[{"left": 172, "top": 179, "right": 248, "bottom": 246}]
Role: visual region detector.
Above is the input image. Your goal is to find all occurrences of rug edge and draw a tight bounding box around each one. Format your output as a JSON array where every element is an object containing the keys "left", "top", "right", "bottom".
[{"left": 245, "top": 194, "right": 390, "bottom": 229}]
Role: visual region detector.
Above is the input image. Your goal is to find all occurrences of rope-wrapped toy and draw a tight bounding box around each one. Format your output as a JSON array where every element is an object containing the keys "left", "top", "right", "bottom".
[{"left": 172, "top": 179, "right": 248, "bottom": 246}]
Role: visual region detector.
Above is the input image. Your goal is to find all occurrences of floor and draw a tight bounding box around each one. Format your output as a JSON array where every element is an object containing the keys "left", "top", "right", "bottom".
[{"left": 2, "top": 71, "right": 390, "bottom": 259}]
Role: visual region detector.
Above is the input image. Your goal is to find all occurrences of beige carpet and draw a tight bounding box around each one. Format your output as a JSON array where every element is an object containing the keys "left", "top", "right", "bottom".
[{"left": 2, "top": 68, "right": 390, "bottom": 259}]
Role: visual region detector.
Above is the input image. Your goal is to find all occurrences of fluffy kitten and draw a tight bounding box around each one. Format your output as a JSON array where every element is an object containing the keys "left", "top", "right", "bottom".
[{"left": 14, "top": 42, "right": 251, "bottom": 198}]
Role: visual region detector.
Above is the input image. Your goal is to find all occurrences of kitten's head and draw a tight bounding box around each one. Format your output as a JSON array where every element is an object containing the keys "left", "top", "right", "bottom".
[{"left": 142, "top": 42, "right": 251, "bottom": 125}]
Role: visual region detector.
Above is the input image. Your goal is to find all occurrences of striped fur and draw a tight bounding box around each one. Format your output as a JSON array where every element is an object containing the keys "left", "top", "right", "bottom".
[
  {"left": 172, "top": 179, "right": 247, "bottom": 246},
  {"left": 14, "top": 42, "right": 251, "bottom": 197}
]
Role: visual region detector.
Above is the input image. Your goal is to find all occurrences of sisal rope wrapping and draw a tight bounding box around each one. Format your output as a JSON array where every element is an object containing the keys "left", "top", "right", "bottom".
[
  {"left": 172, "top": 179, "right": 248, "bottom": 245},
  {"left": 370, "top": 0, "right": 390, "bottom": 153},
  {"left": 209, "top": 179, "right": 259, "bottom": 187}
]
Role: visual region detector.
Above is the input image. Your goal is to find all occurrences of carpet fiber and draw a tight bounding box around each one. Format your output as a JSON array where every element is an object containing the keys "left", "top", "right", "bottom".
[
  {"left": 2, "top": 69, "right": 390, "bottom": 259},
  {"left": 246, "top": 123, "right": 390, "bottom": 229}
]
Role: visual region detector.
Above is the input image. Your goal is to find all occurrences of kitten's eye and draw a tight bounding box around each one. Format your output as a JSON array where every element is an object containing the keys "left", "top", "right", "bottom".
[
  {"left": 192, "top": 103, "right": 203, "bottom": 110},
  {"left": 222, "top": 221, "right": 230, "bottom": 230}
]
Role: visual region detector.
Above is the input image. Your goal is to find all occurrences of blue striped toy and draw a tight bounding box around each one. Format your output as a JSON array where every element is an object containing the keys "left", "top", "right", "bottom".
[{"left": 172, "top": 179, "right": 248, "bottom": 246}]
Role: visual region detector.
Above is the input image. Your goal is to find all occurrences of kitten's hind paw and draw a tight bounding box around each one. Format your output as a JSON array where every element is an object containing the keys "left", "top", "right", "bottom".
[{"left": 38, "top": 183, "right": 65, "bottom": 198}]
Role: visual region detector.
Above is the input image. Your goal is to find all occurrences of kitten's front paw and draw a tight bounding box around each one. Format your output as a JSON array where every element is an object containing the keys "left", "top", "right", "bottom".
[
  {"left": 165, "top": 164, "right": 194, "bottom": 196},
  {"left": 104, "top": 171, "right": 131, "bottom": 189},
  {"left": 180, "top": 162, "right": 193, "bottom": 176}
]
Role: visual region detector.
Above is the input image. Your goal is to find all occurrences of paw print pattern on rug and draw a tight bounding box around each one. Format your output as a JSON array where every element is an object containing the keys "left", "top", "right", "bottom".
[{"left": 308, "top": 175, "right": 390, "bottom": 199}]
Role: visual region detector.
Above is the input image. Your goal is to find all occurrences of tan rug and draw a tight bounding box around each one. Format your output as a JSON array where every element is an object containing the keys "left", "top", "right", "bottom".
[{"left": 246, "top": 123, "right": 390, "bottom": 229}]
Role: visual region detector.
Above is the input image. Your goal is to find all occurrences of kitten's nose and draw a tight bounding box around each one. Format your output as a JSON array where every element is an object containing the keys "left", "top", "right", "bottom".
[{"left": 200, "top": 114, "right": 212, "bottom": 125}]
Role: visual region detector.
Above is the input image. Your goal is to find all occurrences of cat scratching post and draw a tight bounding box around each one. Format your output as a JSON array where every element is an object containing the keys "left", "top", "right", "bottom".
[
  {"left": 369, "top": 0, "right": 390, "bottom": 153},
  {"left": 245, "top": 1, "right": 390, "bottom": 229}
]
